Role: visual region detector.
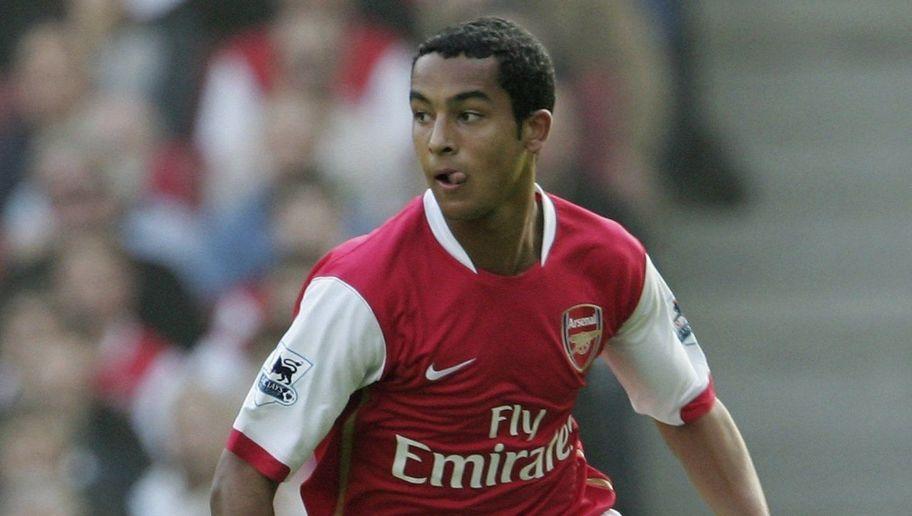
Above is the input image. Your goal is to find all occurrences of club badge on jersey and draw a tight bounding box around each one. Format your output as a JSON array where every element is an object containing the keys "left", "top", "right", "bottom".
[
  {"left": 561, "top": 304, "right": 604, "bottom": 372},
  {"left": 255, "top": 344, "right": 313, "bottom": 406}
]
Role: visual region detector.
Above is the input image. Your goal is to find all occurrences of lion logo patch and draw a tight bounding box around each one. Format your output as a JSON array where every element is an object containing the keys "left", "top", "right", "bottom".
[{"left": 255, "top": 344, "right": 312, "bottom": 406}]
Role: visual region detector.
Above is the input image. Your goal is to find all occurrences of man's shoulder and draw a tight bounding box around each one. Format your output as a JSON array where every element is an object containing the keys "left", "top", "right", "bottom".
[
  {"left": 549, "top": 193, "right": 645, "bottom": 262},
  {"left": 312, "top": 196, "right": 427, "bottom": 283},
  {"left": 548, "top": 193, "right": 648, "bottom": 323}
]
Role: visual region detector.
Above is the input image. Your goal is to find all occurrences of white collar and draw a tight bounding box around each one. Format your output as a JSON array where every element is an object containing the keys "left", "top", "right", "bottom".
[{"left": 422, "top": 184, "right": 556, "bottom": 274}]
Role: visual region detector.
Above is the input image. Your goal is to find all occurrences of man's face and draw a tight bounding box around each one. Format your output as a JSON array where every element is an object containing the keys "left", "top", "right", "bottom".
[{"left": 410, "top": 53, "right": 533, "bottom": 221}]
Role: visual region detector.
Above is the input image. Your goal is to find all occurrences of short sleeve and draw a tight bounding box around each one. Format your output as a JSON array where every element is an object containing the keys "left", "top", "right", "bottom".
[
  {"left": 227, "top": 276, "right": 386, "bottom": 481},
  {"left": 601, "top": 255, "right": 715, "bottom": 426}
]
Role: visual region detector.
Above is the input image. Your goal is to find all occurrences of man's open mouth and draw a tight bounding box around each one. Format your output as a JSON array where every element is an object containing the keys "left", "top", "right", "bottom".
[{"left": 435, "top": 170, "right": 467, "bottom": 186}]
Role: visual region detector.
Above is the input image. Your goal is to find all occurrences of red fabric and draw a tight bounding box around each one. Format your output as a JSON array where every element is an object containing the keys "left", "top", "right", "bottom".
[
  {"left": 218, "top": 27, "right": 277, "bottom": 93},
  {"left": 680, "top": 376, "right": 716, "bottom": 424},
  {"left": 226, "top": 429, "right": 291, "bottom": 483},
  {"left": 336, "top": 22, "right": 399, "bottom": 102},
  {"left": 575, "top": 69, "right": 624, "bottom": 183},
  {"left": 297, "top": 391, "right": 364, "bottom": 513},
  {"left": 147, "top": 139, "right": 203, "bottom": 206},
  {"left": 284, "top": 193, "right": 644, "bottom": 514},
  {"left": 93, "top": 326, "right": 170, "bottom": 408},
  {"left": 578, "top": 464, "right": 618, "bottom": 515}
]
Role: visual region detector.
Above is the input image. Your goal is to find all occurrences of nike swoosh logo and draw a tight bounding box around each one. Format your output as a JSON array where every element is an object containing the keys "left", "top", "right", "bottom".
[{"left": 425, "top": 358, "right": 476, "bottom": 381}]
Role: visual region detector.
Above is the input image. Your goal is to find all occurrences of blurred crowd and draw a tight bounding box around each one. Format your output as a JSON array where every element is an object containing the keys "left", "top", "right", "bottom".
[{"left": 0, "top": 1, "right": 746, "bottom": 515}]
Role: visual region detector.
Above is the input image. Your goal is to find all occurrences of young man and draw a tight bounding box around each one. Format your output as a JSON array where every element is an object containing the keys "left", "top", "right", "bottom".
[{"left": 211, "top": 17, "right": 768, "bottom": 515}]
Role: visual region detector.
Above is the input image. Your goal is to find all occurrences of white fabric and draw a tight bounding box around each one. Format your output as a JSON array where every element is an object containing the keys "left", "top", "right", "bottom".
[
  {"left": 194, "top": 53, "right": 268, "bottom": 213},
  {"left": 316, "top": 42, "right": 419, "bottom": 230},
  {"left": 537, "top": 184, "right": 557, "bottom": 265},
  {"left": 422, "top": 183, "right": 558, "bottom": 273},
  {"left": 602, "top": 255, "right": 711, "bottom": 426},
  {"left": 422, "top": 189, "right": 476, "bottom": 272},
  {"left": 233, "top": 277, "right": 386, "bottom": 472}
]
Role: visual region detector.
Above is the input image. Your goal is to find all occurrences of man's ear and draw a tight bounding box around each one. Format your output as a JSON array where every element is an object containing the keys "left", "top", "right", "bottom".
[{"left": 521, "top": 109, "right": 552, "bottom": 153}]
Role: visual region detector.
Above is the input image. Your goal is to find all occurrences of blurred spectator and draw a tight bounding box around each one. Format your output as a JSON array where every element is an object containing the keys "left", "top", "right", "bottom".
[
  {"left": 0, "top": 297, "right": 94, "bottom": 422},
  {"left": 127, "top": 374, "right": 248, "bottom": 516},
  {"left": 79, "top": 0, "right": 271, "bottom": 138},
  {"left": 182, "top": 90, "right": 334, "bottom": 296},
  {"left": 122, "top": 247, "right": 312, "bottom": 513},
  {"left": 314, "top": 0, "right": 423, "bottom": 232},
  {"left": 0, "top": 410, "right": 89, "bottom": 516},
  {"left": 75, "top": 95, "right": 163, "bottom": 207},
  {"left": 195, "top": 0, "right": 420, "bottom": 236},
  {"left": 51, "top": 233, "right": 185, "bottom": 454},
  {"left": 193, "top": 1, "right": 343, "bottom": 217},
  {"left": 0, "top": 21, "right": 88, "bottom": 222},
  {"left": 262, "top": 89, "right": 326, "bottom": 180},
  {"left": 5, "top": 22, "right": 87, "bottom": 130},
  {"left": 48, "top": 234, "right": 179, "bottom": 512},
  {"left": 642, "top": 0, "right": 750, "bottom": 207},
  {"left": 0, "top": 288, "right": 149, "bottom": 515},
  {"left": 0, "top": 1, "right": 65, "bottom": 74},
  {"left": 5, "top": 140, "right": 115, "bottom": 264},
  {"left": 2, "top": 134, "right": 206, "bottom": 346},
  {"left": 272, "top": 177, "right": 344, "bottom": 259}
]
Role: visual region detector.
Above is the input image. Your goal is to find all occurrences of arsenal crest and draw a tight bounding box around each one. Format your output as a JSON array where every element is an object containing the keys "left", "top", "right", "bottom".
[{"left": 561, "top": 304, "right": 604, "bottom": 372}]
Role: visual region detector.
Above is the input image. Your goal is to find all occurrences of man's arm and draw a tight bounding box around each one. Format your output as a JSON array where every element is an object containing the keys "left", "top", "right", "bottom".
[
  {"left": 655, "top": 399, "right": 769, "bottom": 515},
  {"left": 211, "top": 277, "right": 386, "bottom": 514},
  {"left": 211, "top": 450, "right": 279, "bottom": 516}
]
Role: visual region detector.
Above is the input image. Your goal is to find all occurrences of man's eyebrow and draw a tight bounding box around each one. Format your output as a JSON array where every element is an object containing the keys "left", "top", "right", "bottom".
[
  {"left": 408, "top": 90, "right": 492, "bottom": 105},
  {"left": 451, "top": 90, "right": 491, "bottom": 104}
]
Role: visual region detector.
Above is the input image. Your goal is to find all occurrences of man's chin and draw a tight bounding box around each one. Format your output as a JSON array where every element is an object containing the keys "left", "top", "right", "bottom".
[{"left": 435, "top": 197, "right": 484, "bottom": 222}]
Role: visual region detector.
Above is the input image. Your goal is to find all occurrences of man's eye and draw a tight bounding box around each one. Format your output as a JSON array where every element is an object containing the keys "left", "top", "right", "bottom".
[
  {"left": 413, "top": 111, "right": 430, "bottom": 123},
  {"left": 459, "top": 112, "right": 482, "bottom": 122}
]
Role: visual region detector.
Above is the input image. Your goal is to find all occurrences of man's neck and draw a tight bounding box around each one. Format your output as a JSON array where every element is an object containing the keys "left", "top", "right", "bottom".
[{"left": 446, "top": 186, "right": 543, "bottom": 276}]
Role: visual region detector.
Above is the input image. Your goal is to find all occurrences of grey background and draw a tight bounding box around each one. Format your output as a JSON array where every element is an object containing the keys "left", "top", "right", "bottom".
[{"left": 637, "top": 2, "right": 912, "bottom": 514}]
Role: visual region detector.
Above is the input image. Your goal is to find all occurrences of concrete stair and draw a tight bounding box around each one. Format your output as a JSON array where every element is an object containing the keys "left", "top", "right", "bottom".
[{"left": 636, "top": 2, "right": 912, "bottom": 514}]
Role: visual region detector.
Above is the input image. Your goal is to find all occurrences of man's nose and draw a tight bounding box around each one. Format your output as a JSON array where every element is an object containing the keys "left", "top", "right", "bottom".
[{"left": 428, "top": 117, "right": 455, "bottom": 155}]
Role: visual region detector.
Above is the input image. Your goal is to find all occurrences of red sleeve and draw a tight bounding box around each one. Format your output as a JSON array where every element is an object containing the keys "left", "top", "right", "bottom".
[
  {"left": 680, "top": 376, "right": 717, "bottom": 424},
  {"left": 226, "top": 429, "right": 291, "bottom": 483}
]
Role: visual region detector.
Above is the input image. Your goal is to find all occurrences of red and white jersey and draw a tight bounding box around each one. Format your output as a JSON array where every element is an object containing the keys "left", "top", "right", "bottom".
[{"left": 228, "top": 187, "right": 714, "bottom": 514}]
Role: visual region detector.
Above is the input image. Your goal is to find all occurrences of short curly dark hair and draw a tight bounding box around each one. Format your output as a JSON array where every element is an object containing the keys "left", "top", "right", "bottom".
[{"left": 414, "top": 17, "right": 555, "bottom": 135}]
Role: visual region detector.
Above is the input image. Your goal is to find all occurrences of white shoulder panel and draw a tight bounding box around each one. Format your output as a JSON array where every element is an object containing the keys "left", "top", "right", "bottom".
[
  {"left": 601, "top": 255, "right": 710, "bottom": 425},
  {"left": 232, "top": 276, "right": 386, "bottom": 471}
]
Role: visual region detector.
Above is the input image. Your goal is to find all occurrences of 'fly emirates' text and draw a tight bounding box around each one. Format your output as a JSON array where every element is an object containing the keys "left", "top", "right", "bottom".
[{"left": 391, "top": 404, "right": 575, "bottom": 489}]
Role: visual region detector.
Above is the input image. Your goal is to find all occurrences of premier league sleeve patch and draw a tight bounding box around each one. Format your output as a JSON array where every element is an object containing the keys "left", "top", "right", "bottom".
[
  {"left": 254, "top": 343, "right": 313, "bottom": 406},
  {"left": 672, "top": 300, "right": 697, "bottom": 346}
]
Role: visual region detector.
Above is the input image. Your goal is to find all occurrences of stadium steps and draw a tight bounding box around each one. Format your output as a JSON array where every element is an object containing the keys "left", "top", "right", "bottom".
[{"left": 637, "top": 2, "right": 912, "bottom": 514}]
